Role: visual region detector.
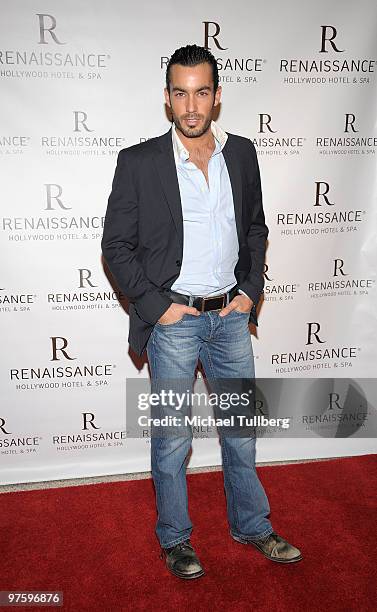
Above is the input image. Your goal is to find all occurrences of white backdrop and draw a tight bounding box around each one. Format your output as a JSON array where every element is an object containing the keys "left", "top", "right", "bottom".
[{"left": 1, "top": 0, "right": 376, "bottom": 485}]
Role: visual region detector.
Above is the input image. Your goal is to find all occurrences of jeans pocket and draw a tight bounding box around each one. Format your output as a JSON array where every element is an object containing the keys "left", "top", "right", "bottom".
[
  {"left": 231, "top": 309, "right": 250, "bottom": 316},
  {"left": 156, "top": 314, "right": 186, "bottom": 327}
]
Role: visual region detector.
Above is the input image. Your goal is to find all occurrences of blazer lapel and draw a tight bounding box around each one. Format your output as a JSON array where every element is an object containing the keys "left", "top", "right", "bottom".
[
  {"left": 222, "top": 137, "right": 243, "bottom": 243},
  {"left": 153, "top": 128, "right": 183, "bottom": 247}
]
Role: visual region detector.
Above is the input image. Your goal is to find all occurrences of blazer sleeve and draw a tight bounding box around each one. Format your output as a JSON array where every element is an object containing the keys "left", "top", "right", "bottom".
[
  {"left": 101, "top": 149, "right": 172, "bottom": 324},
  {"left": 237, "top": 141, "right": 269, "bottom": 308}
]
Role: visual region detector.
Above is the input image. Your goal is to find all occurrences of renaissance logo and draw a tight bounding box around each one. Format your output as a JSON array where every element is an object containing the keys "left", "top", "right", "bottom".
[
  {"left": 263, "top": 264, "right": 299, "bottom": 303},
  {"left": 2, "top": 182, "right": 105, "bottom": 243},
  {"left": 301, "top": 379, "right": 369, "bottom": 437},
  {"left": 52, "top": 412, "right": 126, "bottom": 453},
  {"left": 281, "top": 25, "right": 376, "bottom": 86},
  {"left": 0, "top": 135, "right": 31, "bottom": 156},
  {"left": 277, "top": 180, "right": 365, "bottom": 237},
  {"left": 0, "top": 417, "right": 41, "bottom": 455},
  {"left": 0, "top": 286, "right": 37, "bottom": 313},
  {"left": 41, "top": 111, "right": 125, "bottom": 156},
  {"left": 316, "top": 114, "right": 376, "bottom": 156},
  {"left": 9, "top": 337, "right": 114, "bottom": 391},
  {"left": 272, "top": 322, "right": 360, "bottom": 373},
  {"left": 47, "top": 268, "right": 126, "bottom": 312},
  {"left": 0, "top": 13, "right": 111, "bottom": 80},
  {"left": 251, "top": 114, "right": 305, "bottom": 157},
  {"left": 308, "top": 258, "right": 375, "bottom": 300},
  {"left": 161, "top": 21, "right": 265, "bottom": 85},
  {"left": 253, "top": 386, "right": 294, "bottom": 437}
]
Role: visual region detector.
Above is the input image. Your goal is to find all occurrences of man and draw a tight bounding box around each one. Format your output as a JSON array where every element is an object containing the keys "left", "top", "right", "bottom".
[{"left": 101, "top": 44, "right": 302, "bottom": 579}]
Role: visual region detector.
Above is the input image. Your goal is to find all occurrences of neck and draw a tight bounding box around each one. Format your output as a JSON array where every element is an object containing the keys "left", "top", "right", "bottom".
[{"left": 174, "top": 123, "right": 215, "bottom": 154}]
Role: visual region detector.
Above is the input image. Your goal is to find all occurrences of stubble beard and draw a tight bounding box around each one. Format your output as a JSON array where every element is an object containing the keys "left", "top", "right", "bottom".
[{"left": 171, "top": 110, "right": 213, "bottom": 139}]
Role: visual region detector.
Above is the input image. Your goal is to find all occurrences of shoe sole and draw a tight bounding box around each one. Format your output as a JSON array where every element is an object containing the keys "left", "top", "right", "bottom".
[
  {"left": 168, "top": 567, "right": 205, "bottom": 579},
  {"left": 232, "top": 535, "right": 303, "bottom": 563}
]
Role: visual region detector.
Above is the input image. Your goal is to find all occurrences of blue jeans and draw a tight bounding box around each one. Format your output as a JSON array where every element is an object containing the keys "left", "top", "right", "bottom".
[{"left": 146, "top": 307, "right": 273, "bottom": 548}]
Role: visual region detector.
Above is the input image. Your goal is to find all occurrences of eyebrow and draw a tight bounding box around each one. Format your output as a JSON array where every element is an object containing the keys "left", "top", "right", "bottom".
[{"left": 171, "top": 85, "right": 212, "bottom": 93}]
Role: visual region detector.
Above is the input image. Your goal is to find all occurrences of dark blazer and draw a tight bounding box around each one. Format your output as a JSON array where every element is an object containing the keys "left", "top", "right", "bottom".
[{"left": 101, "top": 127, "right": 269, "bottom": 357}]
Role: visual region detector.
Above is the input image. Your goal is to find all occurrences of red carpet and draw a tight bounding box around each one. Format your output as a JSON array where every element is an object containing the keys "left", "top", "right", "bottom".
[{"left": 1, "top": 454, "right": 376, "bottom": 612}]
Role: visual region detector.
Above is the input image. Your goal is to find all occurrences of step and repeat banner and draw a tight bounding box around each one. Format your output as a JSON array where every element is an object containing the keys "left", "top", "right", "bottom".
[{"left": 1, "top": 1, "right": 376, "bottom": 484}]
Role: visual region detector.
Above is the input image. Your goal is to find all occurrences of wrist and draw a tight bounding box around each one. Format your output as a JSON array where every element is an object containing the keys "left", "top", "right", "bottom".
[{"left": 238, "top": 289, "right": 253, "bottom": 307}]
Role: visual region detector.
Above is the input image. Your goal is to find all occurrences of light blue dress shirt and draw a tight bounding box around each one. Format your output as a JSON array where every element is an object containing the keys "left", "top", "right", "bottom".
[{"left": 170, "top": 120, "right": 250, "bottom": 302}]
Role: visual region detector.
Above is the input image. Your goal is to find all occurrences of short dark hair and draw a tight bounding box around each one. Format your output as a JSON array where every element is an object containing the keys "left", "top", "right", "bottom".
[{"left": 165, "top": 44, "right": 219, "bottom": 93}]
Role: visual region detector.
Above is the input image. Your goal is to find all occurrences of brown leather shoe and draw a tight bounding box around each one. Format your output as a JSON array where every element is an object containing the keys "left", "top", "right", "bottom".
[
  {"left": 232, "top": 532, "right": 302, "bottom": 563},
  {"left": 161, "top": 540, "right": 205, "bottom": 579}
]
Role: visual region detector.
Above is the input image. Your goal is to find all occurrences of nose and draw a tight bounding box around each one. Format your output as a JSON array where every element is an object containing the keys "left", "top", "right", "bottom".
[{"left": 185, "top": 94, "right": 198, "bottom": 114}]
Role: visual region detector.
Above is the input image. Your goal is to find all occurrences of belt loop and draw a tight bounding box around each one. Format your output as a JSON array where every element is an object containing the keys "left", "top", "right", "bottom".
[{"left": 188, "top": 295, "right": 194, "bottom": 307}]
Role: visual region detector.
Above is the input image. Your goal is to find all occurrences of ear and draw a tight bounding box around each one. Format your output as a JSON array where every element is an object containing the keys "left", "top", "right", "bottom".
[
  {"left": 214, "top": 85, "right": 222, "bottom": 107},
  {"left": 164, "top": 87, "right": 171, "bottom": 108}
]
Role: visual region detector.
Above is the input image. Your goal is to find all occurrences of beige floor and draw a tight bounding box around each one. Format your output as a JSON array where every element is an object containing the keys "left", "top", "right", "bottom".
[{"left": 0, "top": 456, "right": 342, "bottom": 494}]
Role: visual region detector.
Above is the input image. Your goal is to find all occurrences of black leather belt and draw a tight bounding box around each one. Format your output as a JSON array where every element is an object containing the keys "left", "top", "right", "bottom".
[{"left": 164, "top": 285, "right": 239, "bottom": 312}]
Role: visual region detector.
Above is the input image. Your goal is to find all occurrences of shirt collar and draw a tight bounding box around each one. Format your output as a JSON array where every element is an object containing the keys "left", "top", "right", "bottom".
[{"left": 171, "top": 120, "right": 228, "bottom": 163}]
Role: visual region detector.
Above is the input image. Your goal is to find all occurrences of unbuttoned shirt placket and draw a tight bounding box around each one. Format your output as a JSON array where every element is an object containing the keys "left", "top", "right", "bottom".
[{"left": 181, "top": 142, "right": 223, "bottom": 293}]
